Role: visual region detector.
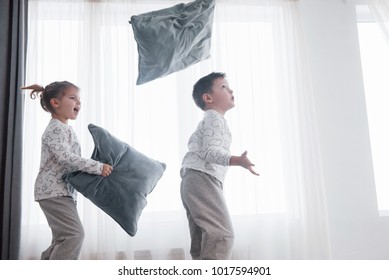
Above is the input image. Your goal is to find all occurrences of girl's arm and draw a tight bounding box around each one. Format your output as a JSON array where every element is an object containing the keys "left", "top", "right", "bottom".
[{"left": 45, "top": 127, "right": 104, "bottom": 175}]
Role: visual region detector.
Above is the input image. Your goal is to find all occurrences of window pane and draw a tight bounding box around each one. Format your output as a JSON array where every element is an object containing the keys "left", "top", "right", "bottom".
[{"left": 357, "top": 21, "right": 389, "bottom": 212}]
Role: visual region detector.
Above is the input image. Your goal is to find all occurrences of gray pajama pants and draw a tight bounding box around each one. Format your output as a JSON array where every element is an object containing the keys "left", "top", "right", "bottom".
[
  {"left": 180, "top": 169, "right": 234, "bottom": 260},
  {"left": 38, "top": 196, "right": 85, "bottom": 260}
]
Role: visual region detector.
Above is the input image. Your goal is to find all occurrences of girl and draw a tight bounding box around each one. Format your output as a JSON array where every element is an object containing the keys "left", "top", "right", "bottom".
[{"left": 21, "top": 81, "right": 113, "bottom": 259}]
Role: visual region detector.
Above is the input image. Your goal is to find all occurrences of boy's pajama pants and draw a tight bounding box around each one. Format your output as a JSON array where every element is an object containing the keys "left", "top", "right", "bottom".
[{"left": 180, "top": 168, "right": 234, "bottom": 260}]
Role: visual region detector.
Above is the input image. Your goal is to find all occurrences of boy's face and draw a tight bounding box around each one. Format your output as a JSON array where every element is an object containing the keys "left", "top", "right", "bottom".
[{"left": 205, "top": 77, "right": 235, "bottom": 115}]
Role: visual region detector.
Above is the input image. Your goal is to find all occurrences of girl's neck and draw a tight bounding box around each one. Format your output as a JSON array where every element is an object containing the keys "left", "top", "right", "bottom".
[{"left": 52, "top": 114, "right": 68, "bottom": 124}]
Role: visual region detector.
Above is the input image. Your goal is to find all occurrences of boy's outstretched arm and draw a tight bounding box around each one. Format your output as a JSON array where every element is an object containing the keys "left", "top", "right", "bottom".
[{"left": 229, "top": 151, "right": 260, "bottom": 176}]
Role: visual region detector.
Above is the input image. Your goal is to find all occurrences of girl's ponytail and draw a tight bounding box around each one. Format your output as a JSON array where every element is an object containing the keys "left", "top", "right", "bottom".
[{"left": 21, "top": 84, "right": 45, "bottom": 100}]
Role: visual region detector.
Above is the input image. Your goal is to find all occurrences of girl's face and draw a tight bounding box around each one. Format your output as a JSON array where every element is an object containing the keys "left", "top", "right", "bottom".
[
  {"left": 51, "top": 87, "right": 81, "bottom": 123},
  {"left": 204, "top": 77, "right": 235, "bottom": 115}
]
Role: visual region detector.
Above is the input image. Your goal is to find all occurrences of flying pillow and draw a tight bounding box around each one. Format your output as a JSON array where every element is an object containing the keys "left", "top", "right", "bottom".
[
  {"left": 62, "top": 124, "right": 166, "bottom": 236},
  {"left": 130, "top": 0, "right": 215, "bottom": 85}
]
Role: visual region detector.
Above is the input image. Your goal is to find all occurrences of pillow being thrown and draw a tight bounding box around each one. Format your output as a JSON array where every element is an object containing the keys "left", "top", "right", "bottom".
[
  {"left": 130, "top": 0, "right": 215, "bottom": 85},
  {"left": 62, "top": 124, "right": 166, "bottom": 237}
]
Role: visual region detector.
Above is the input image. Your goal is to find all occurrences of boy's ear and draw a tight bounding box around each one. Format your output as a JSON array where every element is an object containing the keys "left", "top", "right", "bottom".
[
  {"left": 50, "top": 98, "right": 60, "bottom": 108},
  {"left": 202, "top": 93, "right": 212, "bottom": 104}
]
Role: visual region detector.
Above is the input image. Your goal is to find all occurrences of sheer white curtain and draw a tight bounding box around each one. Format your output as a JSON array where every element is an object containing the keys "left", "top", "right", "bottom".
[
  {"left": 21, "top": 0, "right": 330, "bottom": 259},
  {"left": 368, "top": 0, "right": 389, "bottom": 45}
]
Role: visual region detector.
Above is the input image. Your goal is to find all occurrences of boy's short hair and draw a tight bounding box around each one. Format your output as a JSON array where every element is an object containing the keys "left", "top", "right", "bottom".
[{"left": 192, "top": 72, "right": 226, "bottom": 110}]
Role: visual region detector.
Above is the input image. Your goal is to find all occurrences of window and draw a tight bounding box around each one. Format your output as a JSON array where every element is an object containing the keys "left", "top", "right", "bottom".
[
  {"left": 22, "top": 3, "right": 289, "bottom": 222},
  {"left": 357, "top": 6, "right": 389, "bottom": 214}
]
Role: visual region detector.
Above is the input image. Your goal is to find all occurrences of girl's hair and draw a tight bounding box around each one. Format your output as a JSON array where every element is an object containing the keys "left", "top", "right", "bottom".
[
  {"left": 192, "top": 72, "right": 226, "bottom": 110},
  {"left": 21, "top": 81, "right": 79, "bottom": 113}
]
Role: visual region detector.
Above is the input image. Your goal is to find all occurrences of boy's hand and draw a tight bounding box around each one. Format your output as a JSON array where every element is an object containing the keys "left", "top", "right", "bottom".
[
  {"left": 230, "top": 151, "right": 260, "bottom": 176},
  {"left": 239, "top": 151, "right": 259, "bottom": 176},
  {"left": 101, "top": 163, "right": 113, "bottom": 177}
]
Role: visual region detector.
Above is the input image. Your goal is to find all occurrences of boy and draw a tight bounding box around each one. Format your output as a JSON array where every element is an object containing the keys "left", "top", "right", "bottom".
[{"left": 180, "top": 72, "right": 259, "bottom": 260}]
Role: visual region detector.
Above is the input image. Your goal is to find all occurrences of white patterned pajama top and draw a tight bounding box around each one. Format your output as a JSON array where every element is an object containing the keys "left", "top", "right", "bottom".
[
  {"left": 181, "top": 109, "right": 232, "bottom": 183},
  {"left": 34, "top": 118, "right": 103, "bottom": 201}
]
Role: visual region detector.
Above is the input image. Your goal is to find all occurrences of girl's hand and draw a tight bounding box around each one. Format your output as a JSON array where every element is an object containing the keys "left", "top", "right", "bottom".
[{"left": 101, "top": 163, "right": 113, "bottom": 177}]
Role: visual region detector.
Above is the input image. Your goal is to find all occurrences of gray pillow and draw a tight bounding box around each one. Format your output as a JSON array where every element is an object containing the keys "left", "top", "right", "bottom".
[
  {"left": 130, "top": 0, "right": 215, "bottom": 85},
  {"left": 62, "top": 124, "right": 166, "bottom": 236}
]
